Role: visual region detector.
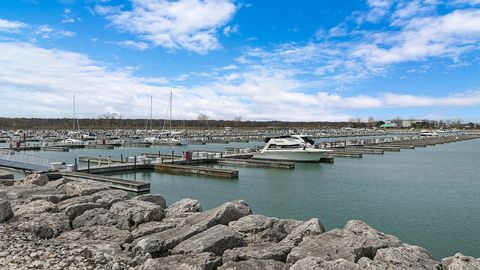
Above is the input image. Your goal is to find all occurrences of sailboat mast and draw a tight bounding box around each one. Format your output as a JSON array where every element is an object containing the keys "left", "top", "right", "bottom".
[
  {"left": 150, "top": 95, "right": 153, "bottom": 130},
  {"left": 73, "top": 94, "right": 76, "bottom": 130},
  {"left": 169, "top": 91, "right": 172, "bottom": 134}
]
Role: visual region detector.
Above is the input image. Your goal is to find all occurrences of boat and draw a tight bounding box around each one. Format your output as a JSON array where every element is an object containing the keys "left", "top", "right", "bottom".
[
  {"left": 420, "top": 130, "right": 439, "bottom": 137},
  {"left": 252, "top": 135, "right": 331, "bottom": 162}
]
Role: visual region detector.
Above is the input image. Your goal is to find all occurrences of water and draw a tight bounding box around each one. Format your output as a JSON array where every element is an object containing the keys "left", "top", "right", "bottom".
[{"left": 5, "top": 139, "right": 480, "bottom": 259}]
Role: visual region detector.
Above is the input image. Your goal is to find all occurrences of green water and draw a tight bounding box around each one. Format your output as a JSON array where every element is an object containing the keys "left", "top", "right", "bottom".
[{"left": 6, "top": 139, "right": 480, "bottom": 259}]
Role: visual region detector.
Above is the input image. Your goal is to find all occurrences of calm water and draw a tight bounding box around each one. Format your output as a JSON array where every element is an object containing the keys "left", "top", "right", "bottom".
[{"left": 4, "top": 139, "right": 480, "bottom": 259}]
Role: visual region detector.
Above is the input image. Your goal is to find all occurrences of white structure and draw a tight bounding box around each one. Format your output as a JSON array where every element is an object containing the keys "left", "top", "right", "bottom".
[{"left": 253, "top": 135, "right": 331, "bottom": 162}]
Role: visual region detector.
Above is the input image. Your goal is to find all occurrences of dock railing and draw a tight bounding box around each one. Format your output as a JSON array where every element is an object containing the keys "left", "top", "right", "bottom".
[{"left": 0, "top": 150, "right": 56, "bottom": 171}]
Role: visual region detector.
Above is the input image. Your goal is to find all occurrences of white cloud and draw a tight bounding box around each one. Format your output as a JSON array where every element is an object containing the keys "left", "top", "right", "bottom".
[
  {"left": 33, "top": 25, "right": 75, "bottom": 39},
  {"left": 97, "top": 0, "right": 237, "bottom": 54},
  {"left": 117, "top": 40, "right": 149, "bottom": 50},
  {"left": 0, "top": 18, "right": 27, "bottom": 33},
  {"left": 223, "top": 24, "right": 239, "bottom": 36}
]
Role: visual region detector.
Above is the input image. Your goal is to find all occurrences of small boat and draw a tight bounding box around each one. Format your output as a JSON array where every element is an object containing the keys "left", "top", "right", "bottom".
[
  {"left": 420, "top": 130, "right": 439, "bottom": 137},
  {"left": 252, "top": 135, "right": 331, "bottom": 162}
]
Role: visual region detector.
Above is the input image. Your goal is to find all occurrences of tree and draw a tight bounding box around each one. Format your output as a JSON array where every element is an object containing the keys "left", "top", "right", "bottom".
[
  {"left": 197, "top": 113, "right": 209, "bottom": 129},
  {"left": 375, "top": 121, "right": 386, "bottom": 128}
]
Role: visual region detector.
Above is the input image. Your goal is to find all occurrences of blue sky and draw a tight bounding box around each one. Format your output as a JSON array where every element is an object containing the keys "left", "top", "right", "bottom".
[{"left": 0, "top": 0, "right": 479, "bottom": 121}]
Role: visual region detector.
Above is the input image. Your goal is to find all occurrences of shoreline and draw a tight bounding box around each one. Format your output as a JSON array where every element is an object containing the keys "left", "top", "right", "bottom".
[{"left": 1, "top": 174, "right": 479, "bottom": 269}]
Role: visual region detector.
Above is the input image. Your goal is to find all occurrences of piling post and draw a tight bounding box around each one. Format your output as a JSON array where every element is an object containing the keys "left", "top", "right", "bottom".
[
  {"left": 171, "top": 151, "right": 174, "bottom": 163},
  {"left": 87, "top": 159, "right": 90, "bottom": 173},
  {"left": 158, "top": 151, "right": 161, "bottom": 157},
  {"left": 134, "top": 156, "right": 137, "bottom": 172},
  {"left": 120, "top": 154, "right": 123, "bottom": 163},
  {"left": 74, "top": 158, "right": 78, "bottom": 172},
  {"left": 108, "top": 156, "right": 111, "bottom": 166},
  {"left": 98, "top": 155, "right": 101, "bottom": 166}
]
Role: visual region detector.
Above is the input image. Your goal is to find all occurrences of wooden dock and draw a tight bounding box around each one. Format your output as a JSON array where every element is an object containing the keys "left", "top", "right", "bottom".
[
  {"left": 217, "top": 158, "right": 295, "bottom": 169},
  {"left": 61, "top": 171, "right": 150, "bottom": 193},
  {"left": 155, "top": 164, "right": 239, "bottom": 178},
  {"left": 41, "top": 146, "right": 69, "bottom": 152}
]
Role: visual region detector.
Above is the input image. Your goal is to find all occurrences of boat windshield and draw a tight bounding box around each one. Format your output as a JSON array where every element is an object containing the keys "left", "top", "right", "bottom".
[{"left": 300, "top": 136, "right": 315, "bottom": 145}]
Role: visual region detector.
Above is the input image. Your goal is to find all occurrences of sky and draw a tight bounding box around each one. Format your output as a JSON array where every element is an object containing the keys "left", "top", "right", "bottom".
[{"left": 0, "top": 0, "right": 480, "bottom": 122}]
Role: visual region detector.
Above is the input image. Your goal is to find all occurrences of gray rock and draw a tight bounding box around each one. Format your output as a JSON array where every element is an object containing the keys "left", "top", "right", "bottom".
[
  {"left": 139, "top": 252, "right": 221, "bottom": 270},
  {"left": 110, "top": 199, "right": 164, "bottom": 227},
  {"left": 131, "top": 221, "right": 176, "bottom": 239},
  {"left": 14, "top": 200, "right": 58, "bottom": 216},
  {"left": 166, "top": 198, "right": 202, "bottom": 217},
  {"left": 56, "top": 192, "right": 103, "bottom": 211},
  {"left": 72, "top": 208, "right": 130, "bottom": 230},
  {"left": 362, "top": 244, "right": 441, "bottom": 270},
  {"left": 286, "top": 220, "right": 402, "bottom": 264},
  {"left": 63, "top": 181, "right": 109, "bottom": 196},
  {"left": 94, "top": 189, "right": 130, "bottom": 208},
  {"left": 0, "top": 169, "right": 14, "bottom": 180},
  {"left": 27, "top": 193, "right": 78, "bottom": 204},
  {"left": 15, "top": 173, "right": 49, "bottom": 186},
  {"left": 180, "top": 200, "right": 251, "bottom": 228},
  {"left": 222, "top": 242, "right": 293, "bottom": 263},
  {"left": 280, "top": 218, "right": 325, "bottom": 246},
  {"left": 290, "top": 257, "right": 363, "bottom": 270},
  {"left": 173, "top": 224, "right": 245, "bottom": 256},
  {"left": 0, "top": 179, "right": 14, "bottom": 186},
  {"left": 0, "top": 199, "right": 14, "bottom": 222},
  {"left": 17, "top": 212, "right": 70, "bottom": 239},
  {"left": 133, "top": 194, "right": 167, "bottom": 209},
  {"left": 218, "top": 259, "right": 285, "bottom": 270},
  {"left": 442, "top": 253, "right": 480, "bottom": 270},
  {"left": 65, "top": 202, "right": 104, "bottom": 221},
  {"left": 58, "top": 225, "right": 132, "bottom": 246}
]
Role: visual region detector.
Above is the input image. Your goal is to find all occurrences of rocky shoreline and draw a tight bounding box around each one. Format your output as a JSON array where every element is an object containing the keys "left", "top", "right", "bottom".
[{"left": 1, "top": 173, "right": 479, "bottom": 270}]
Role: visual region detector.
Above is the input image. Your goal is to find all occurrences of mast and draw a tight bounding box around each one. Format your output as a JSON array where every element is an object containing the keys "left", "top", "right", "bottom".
[
  {"left": 150, "top": 95, "right": 153, "bottom": 130},
  {"left": 73, "top": 94, "right": 76, "bottom": 130},
  {"left": 169, "top": 91, "right": 172, "bottom": 135}
]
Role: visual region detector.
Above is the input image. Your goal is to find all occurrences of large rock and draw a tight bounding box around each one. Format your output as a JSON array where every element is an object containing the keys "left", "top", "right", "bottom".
[
  {"left": 17, "top": 212, "right": 70, "bottom": 239},
  {"left": 222, "top": 242, "right": 293, "bottom": 263},
  {"left": 0, "top": 199, "right": 14, "bottom": 222},
  {"left": 65, "top": 202, "right": 104, "bottom": 222},
  {"left": 72, "top": 208, "right": 130, "bottom": 230},
  {"left": 56, "top": 192, "right": 103, "bottom": 211},
  {"left": 139, "top": 252, "right": 221, "bottom": 270},
  {"left": 286, "top": 220, "right": 402, "bottom": 264},
  {"left": 13, "top": 200, "right": 58, "bottom": 217},
  {"left": 229, "top": 214, "right": 303, "bottom": 244},
  {"left": 63, "top": 181, "right": 109, "bottom": 196},
  {"left": 110, "top": 199, "right": 164, "bottom": 227},
  {"left": 289, "top": 257, "right": 363, "bottom": 270},
  {"left": 58, "top": 225, "right": 132, "bottom": 246},
  {"left": 180, "top": 200, "right": 251, "bottom": 228},
  {"left": 27, "top": 193, "right": 77, "bottom": 204},
  {"left": 131, "top": 221, "right": 177, "bottom": 239},
  {"left": 166, "top": 198, "right": 202, "bottom": 217},
  {"left": 133, "top": 194, "right": 167, "bottom": 209},
  {"left": 94, "top": 189, "right": 130, "bottom": 208},
  {"left": 173, "top": 224, "right": 245, "bottom": 256},
  {"left": 280, "top": 218, "right": 325, "bottom": 246},
  {"left": 358, "top": 244, "right": 441, "bottom": 270},
  {"left": 218, "top": 259, "right": 285, "bottom": 270},
  {"left": 442, "top": 253, "right": 480, "bottom": 270},
  {"left": 0, "top": 169, "right": 14, "bottom": 180},
  {"left": 15, "top": 173, "right": 49, "bottom": 186}
]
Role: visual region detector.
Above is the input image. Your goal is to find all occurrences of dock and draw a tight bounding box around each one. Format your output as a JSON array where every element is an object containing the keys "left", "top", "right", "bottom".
[
  {"left": 218, "top": 158, "right": 295, "bottom": 169},
  {"left": 155, "top": 164, "right": 239, "bottom": 178},
  {"left": 41, "top": 146, "right": 69, "bottom": 152},
  {"left": 61, "top": 171, "right": 150, "bottom": 193}
]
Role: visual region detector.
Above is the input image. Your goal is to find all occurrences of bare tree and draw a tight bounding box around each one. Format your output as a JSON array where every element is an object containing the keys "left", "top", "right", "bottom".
[{"left": 197, "top": 113, "right": 209, "bottom": 129}]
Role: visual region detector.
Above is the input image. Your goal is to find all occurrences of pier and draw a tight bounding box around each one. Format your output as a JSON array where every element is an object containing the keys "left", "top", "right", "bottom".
[
  {"left": 61, "top": 171, "right": 150, "bottom": 193},
  {"left": 155, "top": 163, "right": 239, "bottom": 178}
]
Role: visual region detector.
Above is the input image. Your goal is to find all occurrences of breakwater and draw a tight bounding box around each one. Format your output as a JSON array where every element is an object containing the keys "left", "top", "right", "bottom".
[{"left": 1, "top": 174, "right": 479, "bottom": 269}]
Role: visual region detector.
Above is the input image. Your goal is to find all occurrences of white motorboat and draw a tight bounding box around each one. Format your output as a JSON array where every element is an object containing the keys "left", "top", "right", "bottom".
[
  {"left": 420, "top": 130, "right": 439, "bottom": 137},
  {"left": 252, "top": 135, "right": 331, "bottom": 162}
]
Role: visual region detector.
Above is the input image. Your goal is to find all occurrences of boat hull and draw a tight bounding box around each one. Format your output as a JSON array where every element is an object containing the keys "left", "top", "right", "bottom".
[{"left": 252, "top": 150, "right": 328, "bottom": 162}]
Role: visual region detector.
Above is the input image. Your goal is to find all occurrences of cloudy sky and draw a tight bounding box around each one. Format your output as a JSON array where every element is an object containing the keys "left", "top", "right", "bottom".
[{"left": 1, "top": 0, "right": 480, "bottom": 121}]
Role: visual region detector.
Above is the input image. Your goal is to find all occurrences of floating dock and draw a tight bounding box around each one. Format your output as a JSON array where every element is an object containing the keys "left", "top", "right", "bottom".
[
  {"left": 218, "top": 158, "right": 295, "bottom": 169},
  {"left": 61, "top": 171, "right": 150, "bottom": 193},
  {"left": 155, "top": 164, "right": 239, "bottom": 178}
]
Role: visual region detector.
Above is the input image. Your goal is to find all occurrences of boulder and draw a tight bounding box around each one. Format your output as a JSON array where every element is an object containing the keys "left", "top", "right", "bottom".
[
  {"left": 15, "top": 173, "right": 49, "bottom": 186},
  {"left": 63, "top": 181, "right": 109, "bottom": 196},
  {"left": 173, "top": 224, "right": 245, "bottom": 256},
  {"left": 286, "top": 220, "right": 402, "bottom": 264},
  {"left": 0, "top": 179, "right": 14, "bottom": 186},
  {"left": 65, "top": 202, "right": 104, "bottom": 222},
  {"left": 139, "top": 252, "right": 221, "bottom": 270},
  {"left": 110, "top": 199, "right": 164, "bottom": 227},
  {"left": 442, "top": 253, "right": 480, "bottom": 270},
  {"left": 13, "top": 200, "right": 58, "bottom": 217},
  {"left": 27, "top": 193, "right": 77, "bottom": 204},
  {"left": 218, "top": 259, "right": 285, "bottom": 270},
  {"left": 280, "top": 218, "right": 325, "bottom": 246},
  {"left": 72, "top": 208, "right": 130, "bottom": 230},
  {"left": 133, "top": 194, "right": 167, "bottom": 209},
  {"left": 17, "top": 212, "right": 70, "bottom": 239},
  {"left": 0, "top": 169, "right": 14, "bottom": 180},
  {"left": 131, "top": 221, "right": 177, "bottom": 239},
  {"left": 166, "top": 198, "right": 202, "bottom": 217},
  {"left": 94, "top": 189, "right": 130, "bottom": 208},
  {"left": 58, "top": 225, "right": 132, "bottom": 246},
  {"left": 56, "top": 192, "right": 103, "bottom": 211},
  {"left": 0, "top": 199, "right": 14, "bottom": 222},
  {"left": 290, "top": 257, "right": 363, "bottom": 270},
  {"left": 360, "top": 244, "right": 441, "bottom": 270},
  {"left": 180, "top": 200, "right": 251, "bottom": 229},
  {"left": 222, "top": 242, "right": 293, "bottom": 263}
]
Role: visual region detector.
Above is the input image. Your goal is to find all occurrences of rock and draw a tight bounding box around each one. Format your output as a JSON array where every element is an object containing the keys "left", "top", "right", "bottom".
[
  {"left": 58, "top": 225, "right": 132, "bottom": 246},
  {"left": 139, "top": 252, "right": 221, "bottom": 270},
  {"left": 180, "top": 200, "right": 251, "bottom": 228},
  {"left": 133, "top": 194, "right": 167, "bottom": 209},
  {"left": 218, "top": 259, "right": 285, "bottom": 270},
  {"left": 290, "top": 257, "right": 363, "bottom": 270},
  {"left": 28, "top": 193, "right": 77, "bottom": 204},
  {"left": 286, "top": 220, "right": 402, "bottom": 264},
  {"left": 13, "top": 200, "right": 58, "bottom": 216},
  {"left": 222, "top": 242, "right": 293, "bottom": 263},
  {"left": 133, "top": 224, "right": 206, "bottom": 257},
  {"left": 72, "top": 208, "right": 130, "bottom": 230},
  {"left": 94, "top": 189, "right": 130, "bottom": 208},
  {"left": 131, "top": 221, "right": 176, "bottom": 239},
  {"left": 173, "top": 224, "right": 245, "bottom": 256},
  {"left": 56, "top": 192, "right": 103, "bottom": 211},
  {"left": 442, "top": 253, "right": 480, "bottom": 270},
  {"left": 0, "top": 169, "right": 14, "bottom": 180},
  {"left": 63, "top": 181, "right": 109, "bottom": 196},
  {"left": 0, "top": 179, "right": 14, "bottom": 186},
  {"left": 361, "top": 244, "right": 441, "bottom": 270},
  {"left": 17, "top": 212, "right": 70, "bottom": 239},
  {"left": 110, "top": 199, "right": 164, "bottom": 227},
  {"left": 166, "top": 198, "right": 202, "bottom": 217},
  {"left": 0, "top": 199, "right": 14, "bottom": 222},
  {"left": 65, "top": 202, "right": 104, "bottom": 222},
  {"left": 15, "top": 173, "right": 49, "bottom": 186},
  {"left": 280, "top": 218, "right": 325, "bottom": 246}
]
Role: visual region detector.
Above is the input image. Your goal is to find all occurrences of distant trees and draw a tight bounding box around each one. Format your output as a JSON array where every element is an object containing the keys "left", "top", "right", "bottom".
[
  {"left": 197, "top": 113, "right": 209, "bottom": 129},
  {"left": 99, "top": 112, "right": 121, "bottom": 128}
]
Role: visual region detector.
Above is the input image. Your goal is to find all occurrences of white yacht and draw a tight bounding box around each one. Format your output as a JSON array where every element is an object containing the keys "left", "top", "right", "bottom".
[
  {"left": 252, "top": 135, "right": 331, "bottom": 162},
  {"left": 420, "top": 130, "right": 439, "bottom": 137}
]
